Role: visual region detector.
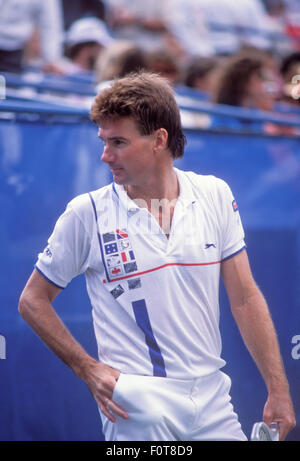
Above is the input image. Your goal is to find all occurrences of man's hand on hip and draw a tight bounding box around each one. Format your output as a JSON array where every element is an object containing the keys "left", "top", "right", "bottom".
[{"left": 81, "top": 360, "right": 129, "bottom": 422}]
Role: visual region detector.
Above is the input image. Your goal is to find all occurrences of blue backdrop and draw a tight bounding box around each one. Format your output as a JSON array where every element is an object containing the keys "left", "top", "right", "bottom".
[{"left": 0, "top": 100, "right": 299, "bottom": 441}]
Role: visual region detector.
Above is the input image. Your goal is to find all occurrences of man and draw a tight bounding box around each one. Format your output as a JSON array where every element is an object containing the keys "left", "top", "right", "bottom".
[{"left": 18, "top": 72, "right": 295, "bottom": 441}]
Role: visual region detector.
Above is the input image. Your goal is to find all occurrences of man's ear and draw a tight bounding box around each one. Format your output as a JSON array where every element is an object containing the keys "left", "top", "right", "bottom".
[{"left": 153, "top": 128, "right": 168, "bottom": 153}]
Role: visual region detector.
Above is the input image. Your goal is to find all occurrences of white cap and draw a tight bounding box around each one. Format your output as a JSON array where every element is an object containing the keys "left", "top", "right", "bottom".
[{"left": 65, "top": 17, "right": 113, "bottom": 48}]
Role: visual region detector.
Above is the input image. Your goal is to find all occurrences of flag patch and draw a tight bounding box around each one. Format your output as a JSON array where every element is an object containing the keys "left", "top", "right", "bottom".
[
  {"left": 124, "top": 261, "right": 138, "bottom": 274},
  {"left": 118, "top": 239, "right": 131, "bottom": 251},
  {"left": 110, "top": 284, "right": 124, "bottom": 299},
  {"left": 121, "top": 250, "right": 135, "bottom": 263},
  {"left": 108, "top": 265, "right": 124, "bottom": 278},
  {"left": 116, "top": 229, "right": 129, "bottom": 239},
  {"left": 102, "top": 232, "right": 116, "bottom": 243},
  {"left": 128, "top": 278, "right": 141, "bottom": 290},
  {"left": 101, "top": 229, "right": 138, "bottom": 281},
  {"left": 106, "top": 254, "right": 121, "bottom": 267},
  {"left": 104, "top": 242, "right": 118, "bottom": 255}
]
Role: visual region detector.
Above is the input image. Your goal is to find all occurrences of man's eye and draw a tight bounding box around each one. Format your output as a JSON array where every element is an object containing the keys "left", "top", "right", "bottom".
[{"left": 114, "top": 140, "right": 124, "bottom": 147}]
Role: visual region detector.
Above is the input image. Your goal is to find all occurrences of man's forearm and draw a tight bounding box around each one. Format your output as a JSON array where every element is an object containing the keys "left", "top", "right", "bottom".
[
  {"left": 222, "top": 251, "right": 296, "bottom": 438},
  {"left": 231, "top": 288, "right": 289, "bottom": 394}
]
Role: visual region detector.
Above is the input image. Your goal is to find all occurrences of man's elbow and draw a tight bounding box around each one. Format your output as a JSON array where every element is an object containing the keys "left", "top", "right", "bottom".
[
  {"left": 18, "top": 269, "right": 58, "bottom": 318},
  {"left": 18, "top": 290, "right": 31, "bottom": 318},
  {"left": 18, "top": 288, "right": 39, "bottom": 320}
]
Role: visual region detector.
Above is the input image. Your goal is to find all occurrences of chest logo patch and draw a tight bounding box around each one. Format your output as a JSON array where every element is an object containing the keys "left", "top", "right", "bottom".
[
  {"left": 102, "top": 229, "right": 138, "bottom": 281},
  {"left": 205, "top": 243, "right": 216, "bottom": 249}
]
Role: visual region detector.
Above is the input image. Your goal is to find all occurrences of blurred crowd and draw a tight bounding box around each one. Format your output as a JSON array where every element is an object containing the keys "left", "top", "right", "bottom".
[{"left": 1, "top": 0, "right": 300, "bottom": 122}]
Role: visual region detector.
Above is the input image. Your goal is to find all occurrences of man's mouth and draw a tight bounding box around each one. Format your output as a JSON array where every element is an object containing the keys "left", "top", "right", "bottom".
[{"left": 110, "top": 167, "right": 123, "bottom": 173}]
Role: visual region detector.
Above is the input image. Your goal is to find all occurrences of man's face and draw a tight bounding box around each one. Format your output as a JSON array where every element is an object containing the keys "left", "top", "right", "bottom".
[{"left": 98, "top": 117, "right": 156, "bottom": 186}]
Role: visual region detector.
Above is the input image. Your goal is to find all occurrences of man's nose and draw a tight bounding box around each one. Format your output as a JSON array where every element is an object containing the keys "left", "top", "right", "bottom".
[{"left": 101, "top": 144, "right": 115, "bottom": 163}]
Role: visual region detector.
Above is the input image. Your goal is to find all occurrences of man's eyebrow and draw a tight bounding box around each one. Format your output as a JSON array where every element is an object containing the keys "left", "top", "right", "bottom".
[{"left": 97, "top": 135, "right": 128, "bottom": 141}]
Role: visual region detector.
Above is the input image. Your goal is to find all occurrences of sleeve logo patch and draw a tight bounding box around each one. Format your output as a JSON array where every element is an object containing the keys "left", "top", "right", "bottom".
[{"left": 232, "top": 199, "right": 238, "bottom": 212}]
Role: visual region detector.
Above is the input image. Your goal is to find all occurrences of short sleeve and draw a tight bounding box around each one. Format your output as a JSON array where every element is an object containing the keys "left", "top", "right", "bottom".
[
  {"left": 35, "top": 202, "right": 91, "bottom": 289},
  {"left": 214, "top": 179, "right": 246, "bottom": 261}
]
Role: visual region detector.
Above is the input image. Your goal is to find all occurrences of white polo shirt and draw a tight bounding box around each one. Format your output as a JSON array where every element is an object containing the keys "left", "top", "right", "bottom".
[{"left": 36, "top": 168, "right": 245, "bottom": 379}]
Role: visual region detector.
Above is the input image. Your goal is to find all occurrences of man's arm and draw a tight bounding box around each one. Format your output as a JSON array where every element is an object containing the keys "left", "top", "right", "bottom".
[
  {"left": 18, "top": 269, "right": 128, "bottom": 422},
  {"left": 221, "top": 249, "right": 296, "bottom": 440}
]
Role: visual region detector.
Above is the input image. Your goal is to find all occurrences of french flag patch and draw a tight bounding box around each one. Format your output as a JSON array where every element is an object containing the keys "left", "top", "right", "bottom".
[
  {"left": 232, "top": 199, "right": 238, "bottom": 212},
  {"left": 121, "top": 250, "right": 135, "bottom": 263}
]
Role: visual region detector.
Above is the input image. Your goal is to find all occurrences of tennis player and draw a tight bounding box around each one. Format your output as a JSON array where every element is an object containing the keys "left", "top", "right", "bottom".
[{"left": 18, "top": 71, "right": 295, "bottom": 441}]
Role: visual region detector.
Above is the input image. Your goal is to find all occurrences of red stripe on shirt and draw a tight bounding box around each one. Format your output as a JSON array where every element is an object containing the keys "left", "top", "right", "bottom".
[{"left": 110, "top": 260, "right": 221, "bottom": 282}]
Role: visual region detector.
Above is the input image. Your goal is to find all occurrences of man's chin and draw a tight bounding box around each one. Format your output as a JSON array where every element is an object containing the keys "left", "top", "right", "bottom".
[
  {"left": 111, "top": 170, "right": 133, "bottom": 187},
  {"left": 112, "top": 173, "right": 128, "bottom": 185}
]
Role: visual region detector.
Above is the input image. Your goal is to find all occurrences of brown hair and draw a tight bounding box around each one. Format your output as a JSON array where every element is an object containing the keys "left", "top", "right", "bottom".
[
  {"left": 90, "top": 71, "right": 186, "bottom": 159},
  {"left": 213, "top": 54, "right": 264, "bottom": 106},
  {"left": 96, "top": 41, "right": 147, "bottom": 82}
]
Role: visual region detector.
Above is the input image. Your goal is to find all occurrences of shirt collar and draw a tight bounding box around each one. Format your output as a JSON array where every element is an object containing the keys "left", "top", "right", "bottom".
[
  {"left": 174, "top": 167, "right": 198, "bottom": 207},
  {"left": 112, "top": 167, "right": 197, "bottom": 214}
]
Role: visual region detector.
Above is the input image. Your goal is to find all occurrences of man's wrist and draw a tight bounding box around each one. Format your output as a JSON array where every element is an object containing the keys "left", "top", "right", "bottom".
[
  {"left": 266, "top": 375, "right": 290, "bottom": 396},
  {"left": 72, "top": 354, "right": 99, "bottom": 381}
]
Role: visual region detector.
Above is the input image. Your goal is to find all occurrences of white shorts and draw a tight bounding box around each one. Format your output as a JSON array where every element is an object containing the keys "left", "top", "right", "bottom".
[{"left": 99, "top": 370, "right": 247, "bottom": 441}]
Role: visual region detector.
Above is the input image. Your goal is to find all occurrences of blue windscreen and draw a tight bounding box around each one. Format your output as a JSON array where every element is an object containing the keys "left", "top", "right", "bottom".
[{"left": 0, "top": 98, "right": 299, "bottom": 441}]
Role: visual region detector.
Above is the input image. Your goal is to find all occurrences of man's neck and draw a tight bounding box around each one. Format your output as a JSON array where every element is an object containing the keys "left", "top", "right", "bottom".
[
  {"left": 124, "top": 167, "right": 179, "bottom": 237},
  {"left": 124, "top": 167, "right": 179, "bottom": 207}
]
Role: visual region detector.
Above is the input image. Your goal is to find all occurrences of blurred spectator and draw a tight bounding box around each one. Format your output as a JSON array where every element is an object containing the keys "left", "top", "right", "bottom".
[
  {"left": 146, "top": 49, "right": 180, "bottom": 85},
  {"left": 213, "top": 50, "right": 298, "bottom": 134},
  {"left": 283, "top": 0, "right": 300, "bottom": 49},
  {"left": 263, "top": 0, "right": 286, "bottom": 18},
  {"left": 103, "top": 0, "right": 170, "bottom": 52},
  {"left": 262, "top": 0, "right": 295, "bottom": 56},
  {"left": 192, "top": 0, "right": 241, "bottom": 55},
  {"left": 229, "top": 0, "right": 274, "bottom": 51},
  {"left": 279, "top": 51, "right": 300, "bottom": 105},
  {"left": 213, "top": 52, "right": 280, "bottom": 111},
  {"left": 165, "top": 0, "right": 216, "bottom": 58},
  {"left": 183, "top": 56, "right": 221, "bottom": 94},
  {"left": 95, "top": 41, "right": 147, "bottom": 86},
  {"left": 168, "top": 0, "right": 275, "bottom": 58},
  {"left": 23, "top": 27, "right": 44, "bottom": 70},
  {"left": 61, "top": 0, "right": 106, "bottom": 30},
  {"left": 0, "top": 0, "right": 64, "bottom": 74},
  {"left": 58, "top": 17, "right": 113, "bottom": 74}
]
